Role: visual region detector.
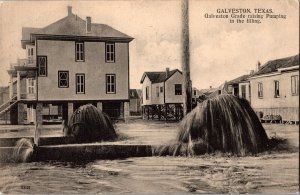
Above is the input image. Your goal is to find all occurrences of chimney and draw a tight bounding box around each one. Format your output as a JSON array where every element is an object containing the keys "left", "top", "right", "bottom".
[
  {"left": 67, "top": 6, "right": 72, "bottom": 16},
  {"left": 166, "top": 68, "right": 170, "bottom": 78},
  {"left": 86, "top": 16, "right": 91, "bottom": 33},
  {"left": 256, "top": 61, "right": 261, "bottom": 71},
  {"left": 210, "top": 86, "right": 212, "bottom": 89},
  {"left": 250, "top": 70, "right": 254, "bottom": 75}
]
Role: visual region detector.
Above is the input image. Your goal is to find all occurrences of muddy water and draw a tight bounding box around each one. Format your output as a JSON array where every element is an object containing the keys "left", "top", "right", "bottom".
[
  {"left": 0, "top": 122, "right": 298, "bottom": 194},
  {"left": 0, "top": 152, "right": 298, "bottom": 194}
]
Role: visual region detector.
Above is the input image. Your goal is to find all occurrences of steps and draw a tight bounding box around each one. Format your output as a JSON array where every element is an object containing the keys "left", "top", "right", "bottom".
[{"left": 0, "top": 96, "right": 18, "bottom": 117}]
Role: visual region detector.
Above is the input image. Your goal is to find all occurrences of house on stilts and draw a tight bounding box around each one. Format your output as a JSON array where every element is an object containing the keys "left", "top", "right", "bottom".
[
  {"left": 140, "top": 68, "right": 184, "bottom": 121},
  {"left": 1, "top": 6, "right": 133, "bottom": 125}
]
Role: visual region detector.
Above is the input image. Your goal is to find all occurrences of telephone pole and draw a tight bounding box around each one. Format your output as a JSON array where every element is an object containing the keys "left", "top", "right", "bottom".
[{"left": 181, "top": 0, "right": 192, "bottom": 115}]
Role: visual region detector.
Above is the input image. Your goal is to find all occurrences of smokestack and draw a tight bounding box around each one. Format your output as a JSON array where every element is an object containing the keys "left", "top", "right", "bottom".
[
  {"left": 67, "top": 6, "right": 72, "bottom": 16},
  {"left": 256, "top": 61, "right": 261, "bottom": 71},
  {"left": 166, "top": 68, "right": 170, "bottom": 78},
  {"left": 210, "top": 86, "right": 212, "bottom": 89},
  {"left": 86, "top": 16, "right": 91, "bottom": 33}
]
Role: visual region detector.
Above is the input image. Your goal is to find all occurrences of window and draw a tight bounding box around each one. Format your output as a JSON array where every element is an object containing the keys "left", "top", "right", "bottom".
[
  {"left": 258, "top": 82, "right": 263, "bottom": 98},
  {"left": 291, "top": 75, "right": 298, "bottom": 95},
  {"left": 58, "top": 71, "right": 69, "bottom": 88},
  {"left": 27, "top": 78, "right": 35, "bottom": 94},
  {"left": 75, "top": 42, "right": 84, "bottom": 61},
  {"left": 156, "top": 86, "right": 159, "bottom": 97},
  {"left": 105, "top": 43, "right": 115, "bottom": 62},
  {"left": 106, "top": 74, "right": 116, "bottom": 94},
  {"left": 146, "top": 86, "right": 149, "bottom": 100},
  {"left": 175, "top": 84, "right": 182, "bottom": 95},
  {"left": 160, "top": 86, "right": 163, "bottom": 93},
  {"left": 241, "top": 85, "right": 246, "bottom": 99},
  {"left": 37, "top": 56, "right": 47, "bottom": 76},
  {"left": 227, "top": 85, "right": 233, "bottom": 94},
  {"left": 274, "top": 80, "right": 280, "bottom": 98},
  {"left": 193, "top": 90, "right": 197, "bottom": 96},
  {"left": 76, "top": 74, "right": 85, "bottom": 94}
]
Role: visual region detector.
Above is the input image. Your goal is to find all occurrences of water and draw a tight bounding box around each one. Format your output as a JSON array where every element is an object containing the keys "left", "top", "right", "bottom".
[
  {"left": 2, "top": 120, "right": 298, "bottom": 194},
  {"left": 12, "top": 138, "right": 34, "bottom": 163},
  {"left": 158, "top": 95, "right": 270, "bottom": 156},
  {"left": 0, "top": 153, "right": 298, "bottom": 194}
]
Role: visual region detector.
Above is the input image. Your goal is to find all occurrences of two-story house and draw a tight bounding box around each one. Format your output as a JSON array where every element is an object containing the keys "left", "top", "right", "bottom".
[
  {"left": 2, "top": 6, "right": 133, "bottom": 124},
  {"left": 140, "top": 68, "right": 184, "bottom": 120},
  {"left": 248, "top": 54, "right": 299, "bottom": 123}
]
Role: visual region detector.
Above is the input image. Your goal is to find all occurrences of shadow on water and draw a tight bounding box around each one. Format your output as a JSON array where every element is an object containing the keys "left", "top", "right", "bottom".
[{"left": 155, "top": 94, "right": 293, "bottom": 157}]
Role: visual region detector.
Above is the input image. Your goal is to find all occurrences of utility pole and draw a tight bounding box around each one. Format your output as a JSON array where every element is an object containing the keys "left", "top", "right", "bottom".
[{"left": 181, "top": 0, "right": 192, "bottom": 115}]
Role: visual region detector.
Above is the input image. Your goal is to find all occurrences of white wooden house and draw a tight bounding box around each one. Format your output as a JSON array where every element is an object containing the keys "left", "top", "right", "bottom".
[
  {"left": 248, "top": 54, "right": 299, "bottom": 123},
  {"left": 1, "top": 6, "right": 133, "bottom": 124},
  {"left": 140, "top": 68, "right": 184, "bottom": 120}
]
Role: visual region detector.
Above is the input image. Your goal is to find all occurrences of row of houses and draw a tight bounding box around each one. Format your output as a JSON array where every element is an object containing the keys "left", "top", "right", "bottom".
[
  {"left": 0, "top": 6, "right": 298, "bottom": 124},
  {"left": 225, "top": 54, "right": 299, "bottom": 123}
]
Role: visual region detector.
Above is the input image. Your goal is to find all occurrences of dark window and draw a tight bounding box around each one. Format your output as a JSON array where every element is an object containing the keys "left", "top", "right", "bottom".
[
  {"left": 76, "top": 74, "right": 85, "bottom": 94},
  {"left": 105, "top": 43, "right": 115, "bottom": 62},
  {"left": 193, "top": 90, "right": 197, "bottom": 96},
  {"left": 58, "top": 71, "right": 69, "bottom": 88},
  {"left": 75, "top": 42, "right": 84, "bottom": 61},
  {"left": 258, "top": 82, "right": 263, "bottom": 98},
  {"left": 160, "top": 86, "right": 163, "bottom": 93},
  {"left": 37, "top": 56, "right": 47, "bottom": 76},
  {"left": 146, "top": 86, "right": 149, "bottom": 100},
  {"left": 274, "top": 80, "right": 280, "bottom": 98},
  {"left": 106, "top": 74, "right": 116, "bottom": 94},
  {"left": 175, "top": 84, "right": 182, "bottom": 95},
  {"left": 241, "top": 85, "right": 246, "bottom": 99},
  {"left": 291, "top": 75, "right": 298, "bottom": 95}
]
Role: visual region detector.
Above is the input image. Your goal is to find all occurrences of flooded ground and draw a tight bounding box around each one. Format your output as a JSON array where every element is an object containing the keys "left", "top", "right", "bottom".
[{"left": 0, "top": 120, "right": 299, "bottom": 194}]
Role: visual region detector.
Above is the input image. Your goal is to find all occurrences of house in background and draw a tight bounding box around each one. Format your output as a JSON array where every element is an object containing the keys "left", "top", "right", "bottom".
[
  {"left": 1, "top": 6, "right": 133, "bottom": 124},
  {"left": 226, "top": 74, "right": 252, "bottom": 102},
  {"left": 129, "top": 89, "right": 142, "bottom": 115},
  {"left": 192, "top": 87, "right": 200, "bottom": 107},
  {"left": 140, "top": 68, "right": 184, "bottom": 120},
  {"left": 248, "top": 54, "right": 299, "bottom": 123}
]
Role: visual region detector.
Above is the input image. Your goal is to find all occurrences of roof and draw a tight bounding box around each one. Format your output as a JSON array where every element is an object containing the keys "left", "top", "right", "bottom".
[
  {"left": 227, "top": 74, "right": 251, "bottom": 85},
  {"left": 140, "top": 69, "right": 182, "bottom": 84},
  {"left": 129, "top": 89, "right": 141, "bottom": 99},
  {"left": 253, "top": 54, "right": 299, "bottom": 76},
  {"left": 22, "top": 11, "right": 133, "bottom": 44}
]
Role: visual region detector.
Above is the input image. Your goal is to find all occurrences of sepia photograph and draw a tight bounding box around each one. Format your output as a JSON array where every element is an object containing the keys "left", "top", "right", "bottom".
[{"left": 0, "top": 0, "right": 299, "bottom": 194}]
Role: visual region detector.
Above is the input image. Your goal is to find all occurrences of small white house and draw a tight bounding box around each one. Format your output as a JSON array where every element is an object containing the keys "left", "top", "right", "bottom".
[{"left": 140, "top": 68, "right": 184, "bottom": 120}]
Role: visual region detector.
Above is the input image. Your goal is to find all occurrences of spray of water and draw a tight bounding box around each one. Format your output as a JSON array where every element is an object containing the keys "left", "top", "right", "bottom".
[
  {"left": 156, "top": 94, "right": 270, "bottom": 157},
  {"left": 66, "top": 104, "right": 117, "bottom": 143},
  {"left": 13, "top": 138, "right": 35, "bottom": 162}
]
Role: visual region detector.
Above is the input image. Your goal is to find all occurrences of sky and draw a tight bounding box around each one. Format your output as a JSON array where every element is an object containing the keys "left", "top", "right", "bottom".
[{"left": 0, "top": 0, "right": 299, "bottom": 89}]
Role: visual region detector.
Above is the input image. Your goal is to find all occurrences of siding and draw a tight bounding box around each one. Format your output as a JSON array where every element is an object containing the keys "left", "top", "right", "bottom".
[
  {"left": 165, "top": 71, "right": 184, "bottom": 103},
  {"left": 36, "top": 40, "right": 129, "bottom": 101},
  {"left": 250, "top": 70, "right": 299, "bottom": 121},
  {"left": 151, "top": 82, "right": 164, "bottom": 105},
  {"left": 142, "top": 76, "right": 152, "bottom": 105}
]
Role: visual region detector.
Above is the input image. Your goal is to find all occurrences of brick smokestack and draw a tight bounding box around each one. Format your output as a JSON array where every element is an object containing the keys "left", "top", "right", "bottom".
[
  {"left": 67, "top": 6, "right": 72, "bottom": 16},
  {"left": 86, "top": 16, "right": 91, "bottom": 33}
]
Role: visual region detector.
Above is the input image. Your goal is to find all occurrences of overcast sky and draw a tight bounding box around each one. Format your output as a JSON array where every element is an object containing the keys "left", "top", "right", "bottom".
[{"left": 0, "top": 0, "right": 299, "bottom": 89}]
